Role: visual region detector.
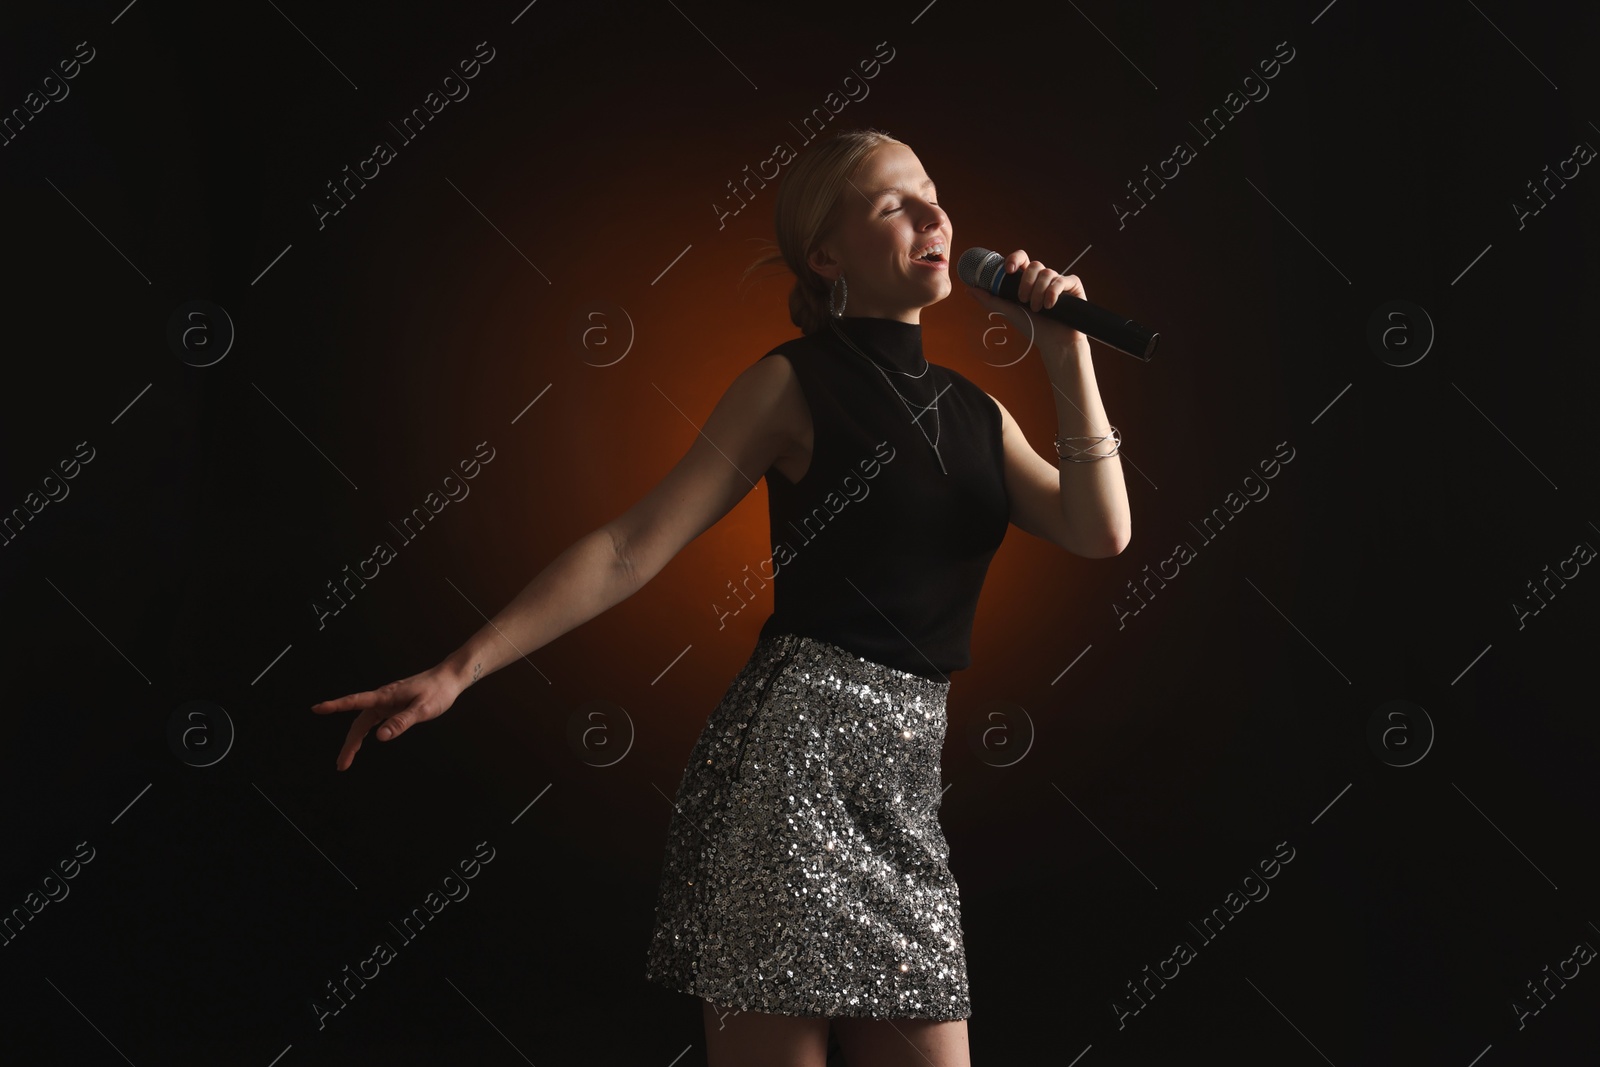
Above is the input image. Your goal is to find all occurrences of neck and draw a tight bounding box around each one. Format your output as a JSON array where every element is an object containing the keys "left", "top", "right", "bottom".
[
  {"left": 827, "top": 313, "right": 927, "bottom": 374},
  {"left": 835, "top": 285, "right": 925, "bottom": 323},
  {"left": 839, "top": 304, "right": 921, "bottom": 324}
]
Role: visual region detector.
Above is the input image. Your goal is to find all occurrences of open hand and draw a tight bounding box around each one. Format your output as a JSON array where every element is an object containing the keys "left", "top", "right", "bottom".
[
  {"left": 964, "top": 248, "right": 1090, "bottom": 357},
  {"left": 311, "top": 666, "right": 463, "bottom": 771}
]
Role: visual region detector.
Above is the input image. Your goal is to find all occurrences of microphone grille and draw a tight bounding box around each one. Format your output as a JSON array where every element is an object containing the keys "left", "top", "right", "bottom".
[{"left": 956, "top": 247, "right": 1003, "bottom": 291}]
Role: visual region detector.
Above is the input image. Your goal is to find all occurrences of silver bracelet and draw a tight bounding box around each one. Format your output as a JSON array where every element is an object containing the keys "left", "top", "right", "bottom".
[{"left": 1054, "top": 426, "right": 1121, "bottom": 462}]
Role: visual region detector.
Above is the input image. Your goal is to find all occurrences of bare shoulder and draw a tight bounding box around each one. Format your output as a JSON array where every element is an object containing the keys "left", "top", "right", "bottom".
[
  {"left": 746, "top": 349, "right": 811, "bottom": 458},
  {"left": 603, "top": 349, "right": 810, "bottom": 582},
  {"left": 747, "top": 348, "right": 798, "bottom": 392},
  {"left": 750, "top": 347, "right": 801, "bottom": 390},
  {"left": 978, "top": 384, "right": 1008, "bottom": 416}
]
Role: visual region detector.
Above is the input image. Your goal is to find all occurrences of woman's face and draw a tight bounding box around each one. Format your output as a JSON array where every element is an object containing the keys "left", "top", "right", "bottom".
[{"left": 809, "top": 144, "right": 951, "bottom": 324}]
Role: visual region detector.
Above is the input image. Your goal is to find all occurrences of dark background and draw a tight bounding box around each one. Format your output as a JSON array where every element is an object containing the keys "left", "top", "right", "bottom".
[{"left": 2, "top": 0, "right": 1597, "bottom": 1063}]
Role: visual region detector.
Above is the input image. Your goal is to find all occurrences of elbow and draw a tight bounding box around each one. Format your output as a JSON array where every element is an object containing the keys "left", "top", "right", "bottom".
[
  {"left": 605, "top": 525, "right": 642, "bottom": 587},
  {"left": 1064, "top": 524, "right": 1129, "bottom": 559},
  {"left": 1104, "top": 523, "right": 1131, "bottom": 557}
]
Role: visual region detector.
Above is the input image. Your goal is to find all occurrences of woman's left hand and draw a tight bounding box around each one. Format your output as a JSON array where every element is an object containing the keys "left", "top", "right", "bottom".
[{"left": 963, "top": 249, "right": 1090, "bottom": 359}]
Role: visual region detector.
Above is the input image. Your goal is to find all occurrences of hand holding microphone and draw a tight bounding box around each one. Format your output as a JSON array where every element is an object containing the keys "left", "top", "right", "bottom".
[{"left": 958, "top": 247, "right": 1159, "bottom": 361}]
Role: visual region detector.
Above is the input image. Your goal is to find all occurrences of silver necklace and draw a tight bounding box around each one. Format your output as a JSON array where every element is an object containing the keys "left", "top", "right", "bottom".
[{"left": 828, "top": 318, "right": 950, "bottom": 475}]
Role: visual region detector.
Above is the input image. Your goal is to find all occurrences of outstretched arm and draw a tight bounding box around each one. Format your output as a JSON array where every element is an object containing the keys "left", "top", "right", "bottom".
[
  {"left": 437, "top": 353, "right": 798, "bottom": 691},
  {"left": 312, "top": 353, "right": 798, "bottom": 770},
  {"left": 436, "top": 526, "right": 637, "bottom": 692}
]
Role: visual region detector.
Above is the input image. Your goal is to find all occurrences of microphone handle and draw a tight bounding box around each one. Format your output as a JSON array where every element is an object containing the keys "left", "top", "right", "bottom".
[{"left": 988, "top": 268, "right": 1159, "bottom": 361}]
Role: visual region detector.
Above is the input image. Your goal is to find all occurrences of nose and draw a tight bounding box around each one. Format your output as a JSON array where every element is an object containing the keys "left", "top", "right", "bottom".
[{"left": 913, "top": 203, "right": 948, "bottom": 237}]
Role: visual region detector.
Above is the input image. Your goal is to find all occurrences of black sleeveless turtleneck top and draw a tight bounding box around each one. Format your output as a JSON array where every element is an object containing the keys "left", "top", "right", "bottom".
[{"left": 755, "top": 314, "right": 1010, "bottom": 680}]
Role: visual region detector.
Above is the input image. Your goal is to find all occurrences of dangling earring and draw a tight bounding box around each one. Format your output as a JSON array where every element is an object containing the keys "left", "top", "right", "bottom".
[{"left": 828, "top": 273, "right": 848, "bottom": 318}]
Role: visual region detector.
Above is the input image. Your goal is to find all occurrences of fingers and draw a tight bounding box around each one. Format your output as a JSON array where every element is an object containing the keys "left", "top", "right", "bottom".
[
  {"left": 311, "top": 689, "right": 381, "bottom": 714},
  {"left": 1006, "top": 251, "right": 1049, "bottom": 310},
  {"left": 1003, "top": 249, "right": 1086, "bottom": 311},
  {"left": 1026, "top": 265, "right": 1055, "bottom": 310},
  {"left": 1040, "top": 273, "right": 1085, "bottom": 310},
  {"left": 335, "top": 719, "right": 361, "bottom": 772},
  {"left": 332, "top": 695, "right": 431, "bottom": 772},
  {"left": 375, "top": 696, "right": 427, "bottom": 741},
  {"left": 316, "top": 683, "right": 400, "bottom": 771},
  {"left": 336, "top": 707, "right": 387, "bottom": 773}
]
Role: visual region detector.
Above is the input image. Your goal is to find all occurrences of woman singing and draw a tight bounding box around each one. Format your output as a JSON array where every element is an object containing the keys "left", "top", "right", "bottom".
[{"left": 312, "top": 127, "right": 1130, "bottom": 1066}]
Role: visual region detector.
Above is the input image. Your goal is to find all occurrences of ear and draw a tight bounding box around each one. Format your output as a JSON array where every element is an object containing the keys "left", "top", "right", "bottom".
[{"left": 807, "top": 243, "right": 839, "bottom": 283}]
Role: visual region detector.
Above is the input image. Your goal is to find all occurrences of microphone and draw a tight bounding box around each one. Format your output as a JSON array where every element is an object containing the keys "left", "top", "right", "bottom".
[{"left": 957, "top": 247, "right": 1159, "bottom": 361}]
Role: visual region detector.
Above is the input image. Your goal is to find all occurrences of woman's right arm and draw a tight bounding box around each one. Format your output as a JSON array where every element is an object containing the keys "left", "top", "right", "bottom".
[{"left": 313, "top": 353, "right": 799, "bottom": 769}]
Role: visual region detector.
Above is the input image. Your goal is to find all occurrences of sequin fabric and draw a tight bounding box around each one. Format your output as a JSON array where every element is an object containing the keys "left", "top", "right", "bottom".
[{"left": 645, "top": 630, "right": 970, "bottom": 1020}]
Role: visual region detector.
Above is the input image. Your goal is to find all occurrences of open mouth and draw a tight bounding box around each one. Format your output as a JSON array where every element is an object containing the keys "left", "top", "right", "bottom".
[{"left": 913, "top": 250, "right": 945, "bottom": 263}]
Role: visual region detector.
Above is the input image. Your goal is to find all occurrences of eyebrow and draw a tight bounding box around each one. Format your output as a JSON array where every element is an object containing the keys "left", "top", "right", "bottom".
[{"left": 867, "top": 177, "right": 936, "bottom": 201}]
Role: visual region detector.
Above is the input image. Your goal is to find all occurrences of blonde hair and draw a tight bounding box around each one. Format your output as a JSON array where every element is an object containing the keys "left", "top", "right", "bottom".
[{"left": 741, "top": 127, "right": 907, "bottom": 336}]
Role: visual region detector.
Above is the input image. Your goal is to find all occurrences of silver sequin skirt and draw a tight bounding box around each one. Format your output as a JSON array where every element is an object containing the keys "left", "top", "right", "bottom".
[{"left": 644, "top": 630, "right": 971, "bottom": 1020}]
